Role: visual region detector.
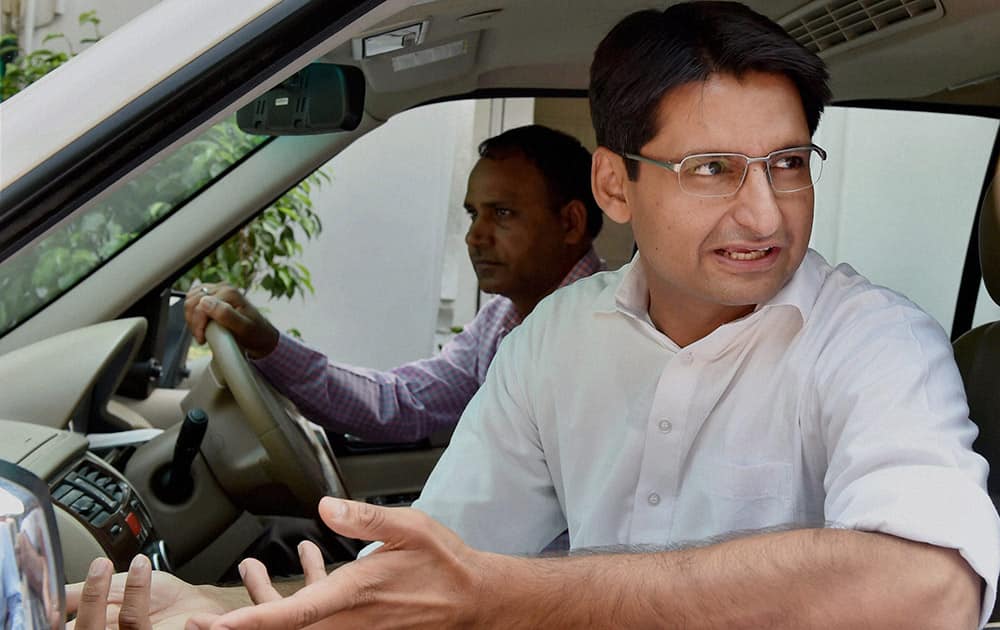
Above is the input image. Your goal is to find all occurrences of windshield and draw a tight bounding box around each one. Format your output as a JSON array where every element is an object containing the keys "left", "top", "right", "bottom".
[{"left": 0, "top": 117, "right": 267, "bottom": 335}]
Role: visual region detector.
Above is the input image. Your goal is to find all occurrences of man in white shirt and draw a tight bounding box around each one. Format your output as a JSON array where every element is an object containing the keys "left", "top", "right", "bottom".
[{"left": 92, "top": 2, "right": 997, "bottom": 628}]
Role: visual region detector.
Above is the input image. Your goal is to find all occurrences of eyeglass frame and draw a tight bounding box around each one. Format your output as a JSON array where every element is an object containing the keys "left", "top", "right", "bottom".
[{"left": 623, "top": 143, "right": 828, "bottom": 198}]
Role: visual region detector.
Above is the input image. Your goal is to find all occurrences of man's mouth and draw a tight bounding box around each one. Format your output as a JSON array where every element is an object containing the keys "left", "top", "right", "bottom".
[{"left": 716, "top": 246, "right": 776, "bottom": 261}]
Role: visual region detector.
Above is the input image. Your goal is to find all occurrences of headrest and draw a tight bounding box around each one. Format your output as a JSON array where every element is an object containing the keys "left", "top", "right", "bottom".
[{"left": 982, "top": 178, "right": 1000, "bottom": 306}]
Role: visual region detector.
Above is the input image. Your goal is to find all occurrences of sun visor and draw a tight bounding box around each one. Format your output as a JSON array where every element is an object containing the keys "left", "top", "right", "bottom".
[{"left": 361, "top": 30, "right": 480, "bottom": 93}]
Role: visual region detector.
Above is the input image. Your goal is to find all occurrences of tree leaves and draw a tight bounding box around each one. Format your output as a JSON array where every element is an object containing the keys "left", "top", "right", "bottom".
[{"left": 0, "top": 13, "right": 327, "bottom": 334}]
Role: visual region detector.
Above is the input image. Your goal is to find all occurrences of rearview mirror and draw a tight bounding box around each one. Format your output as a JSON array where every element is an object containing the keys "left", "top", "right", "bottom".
[
  {"left": 237, "top": 63, "right": 365, "bottom": 135},
  {"left": 0, "top": 460, "right": 65, "bottom": 629}
]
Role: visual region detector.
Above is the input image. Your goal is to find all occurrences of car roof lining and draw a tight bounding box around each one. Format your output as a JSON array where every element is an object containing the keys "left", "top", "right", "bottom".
[{"left": 314, "top": 0, "right": 1000, "bottom": 124}]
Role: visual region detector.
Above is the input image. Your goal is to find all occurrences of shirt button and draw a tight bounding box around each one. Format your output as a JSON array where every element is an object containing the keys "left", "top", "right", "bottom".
[
  {"left": 658, "top": 420, "right": 673, "bottom": 434},
  {"left": 647, "top": 492, "right": 661, "bottom": 506},
  {"left": 679, "top": 352, "right": 693, "bottom": 365}
]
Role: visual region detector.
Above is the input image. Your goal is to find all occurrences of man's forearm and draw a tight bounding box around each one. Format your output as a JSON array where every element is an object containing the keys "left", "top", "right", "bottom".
[{"left": 480, "top": 528, "right": 980, "bottom": 629}]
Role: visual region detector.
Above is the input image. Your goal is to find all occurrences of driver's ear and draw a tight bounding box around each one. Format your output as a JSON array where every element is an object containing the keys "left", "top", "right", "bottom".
[
  {"left": 592, "top": 147, "right": 631, "bottom": 224},
  {"left": 559, "top": 199, "right": 588, "bottom": 245}
]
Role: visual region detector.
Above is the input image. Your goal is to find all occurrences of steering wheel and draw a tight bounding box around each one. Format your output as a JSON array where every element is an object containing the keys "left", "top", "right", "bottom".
[{"left": 198, "top": 321, "right": 346, "bottom": 516}]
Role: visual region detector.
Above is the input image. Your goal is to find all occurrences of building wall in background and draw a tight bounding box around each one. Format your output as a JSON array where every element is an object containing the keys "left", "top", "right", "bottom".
[
  {"left": 811, "top": 106, "right": 1000, "bottom": 331},
  {"left": 251, "top": 100, "right": 477, "bottom": 370}
]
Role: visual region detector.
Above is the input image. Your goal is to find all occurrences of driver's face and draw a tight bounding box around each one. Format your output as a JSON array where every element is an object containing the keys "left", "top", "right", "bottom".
[{"left": 463, "top": 153, "right": 572, "bottom": 306}]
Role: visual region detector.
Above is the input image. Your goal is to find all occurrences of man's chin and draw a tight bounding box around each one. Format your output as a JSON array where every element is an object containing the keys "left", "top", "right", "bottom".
[{"left": 475, "top": 278, "right": 507, "bottom": 296}]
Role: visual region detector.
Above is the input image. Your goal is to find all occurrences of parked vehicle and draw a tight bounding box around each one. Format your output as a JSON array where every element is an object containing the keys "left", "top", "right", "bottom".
[{"left": 0, "top": 0, "right": 997, "bottom": 621}]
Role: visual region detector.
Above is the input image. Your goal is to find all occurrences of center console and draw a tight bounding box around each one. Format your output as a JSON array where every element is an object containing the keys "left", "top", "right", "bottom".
[
  {"left": 0, "top": 419, "right": 168, "bottom": 581},
  {"left": 50, "top": 454, "right": 167, "bottom": 573}
]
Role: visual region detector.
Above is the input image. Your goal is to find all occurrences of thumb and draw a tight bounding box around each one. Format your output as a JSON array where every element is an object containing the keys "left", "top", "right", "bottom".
[{"left": 318, "top": 497, "right": 443, "bottom": 551}]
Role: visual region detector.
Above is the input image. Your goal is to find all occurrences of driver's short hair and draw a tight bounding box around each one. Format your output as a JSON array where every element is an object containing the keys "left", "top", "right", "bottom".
[{"left": 479, "top": 125, "right": 603, "bottom": 238}]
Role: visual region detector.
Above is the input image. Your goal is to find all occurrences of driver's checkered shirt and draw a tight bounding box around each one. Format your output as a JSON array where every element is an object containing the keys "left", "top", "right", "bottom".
[{"left": 253, "top": 248, "right": 603, "bottom": 442}]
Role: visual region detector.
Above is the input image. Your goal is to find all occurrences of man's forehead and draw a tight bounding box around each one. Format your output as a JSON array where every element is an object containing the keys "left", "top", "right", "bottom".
[
  {"left": 465, "top": 154, "right": 544, "bottom": 205},
  {"left": 648, "top": 71, "right": 811, "bottom": 157}
]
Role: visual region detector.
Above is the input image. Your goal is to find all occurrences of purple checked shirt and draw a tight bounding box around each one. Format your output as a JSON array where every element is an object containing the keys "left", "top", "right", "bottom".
[{"left": 253, "top": 248, "right": 604, "bottom": 442}]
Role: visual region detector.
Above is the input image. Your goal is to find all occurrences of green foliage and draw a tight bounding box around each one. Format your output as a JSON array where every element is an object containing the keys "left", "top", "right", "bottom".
[
  {"left": 177, "top": 166, "right": 328, "bottom": 298},
  {"left": 0, "top": 11, "right": 100, "bottom": 100},
  {"left": 0, "top": 12, "right": 327, "bottom": 334}
]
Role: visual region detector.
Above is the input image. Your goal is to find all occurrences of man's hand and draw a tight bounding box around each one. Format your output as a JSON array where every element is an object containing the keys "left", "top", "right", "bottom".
[
  {"left": 184, "top": 283, "right": 280, "bottom": 358},
  {"left": 186, "top": 497, "right": 505, "bottom": 629},
  {"left": 66, "top": 555, "right": 243, "bottom": 629}
]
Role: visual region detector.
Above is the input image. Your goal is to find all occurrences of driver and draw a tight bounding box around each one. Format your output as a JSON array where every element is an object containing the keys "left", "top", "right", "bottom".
[{"left": 184, "top": 124, "right": 604, "bottom": 443}]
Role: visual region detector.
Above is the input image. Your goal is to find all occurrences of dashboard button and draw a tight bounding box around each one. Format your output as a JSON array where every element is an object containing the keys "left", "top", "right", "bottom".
[
  {"left": 72, "top": 496, "right": 95, "bottom": 514},
  {"left": 125, "top": 512, "right": 141, "bottom": 537},
  {"left": 52, "top": 484, "right": 72, "bottom": 501},
  {"left": 92, "top": 510, "right": 112, "bottom": 528}
]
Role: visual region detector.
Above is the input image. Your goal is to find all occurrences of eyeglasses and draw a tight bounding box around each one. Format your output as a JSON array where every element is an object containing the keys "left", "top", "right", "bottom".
[{"left": 624, "top": 144, "right": 827, "bottom": 198}]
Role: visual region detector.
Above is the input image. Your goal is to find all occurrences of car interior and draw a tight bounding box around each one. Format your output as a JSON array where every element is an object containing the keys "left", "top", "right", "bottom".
[{"left": 0, "top": 0, "right": 998, "bottom": 620}]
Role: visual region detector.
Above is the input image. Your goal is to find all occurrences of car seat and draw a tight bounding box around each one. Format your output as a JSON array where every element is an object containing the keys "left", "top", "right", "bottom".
[{"left": 952, "top": 176, "right": 1000, "bottom": 623}]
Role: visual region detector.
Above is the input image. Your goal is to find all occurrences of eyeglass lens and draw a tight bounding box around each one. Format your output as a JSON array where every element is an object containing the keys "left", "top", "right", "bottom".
[{"left": 678, "top": 148, "right": 824, "bottom": 196}]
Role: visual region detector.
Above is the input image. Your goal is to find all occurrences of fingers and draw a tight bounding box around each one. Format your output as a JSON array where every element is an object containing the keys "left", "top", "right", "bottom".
[
  {"left": 183, "top": 283, "right": 277, "bottom": 356},
  {"left": 184, "top": 282, "right": 220, "bottom": 344},
  {"left": 297, "top": 541, "right": 327, "bottom": 585},
  {"left": 197, "top": 574, "right": 354, "bottom": 630},
  {"left": 317, "top": 497, "right": 441, "bottom": 551},
  {"left": 117, "top": 555, "right": 153, "bottom": 630},
  {"left": 240, "top": 558, "right": 283, "bottom": 604},
  {"left": 184, "top": 283, "right": 247, "bottom": 345},
  {"left": 72, "top": 557, "right": 112, "bottom": 629},
  {"left": 184, "top": 613, "right": 221, "bottom": 630}
]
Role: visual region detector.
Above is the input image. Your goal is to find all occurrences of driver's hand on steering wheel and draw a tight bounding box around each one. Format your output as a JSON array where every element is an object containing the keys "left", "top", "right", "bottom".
[{"left": 184, "top": 283, "right": 280, "bottom": 359}]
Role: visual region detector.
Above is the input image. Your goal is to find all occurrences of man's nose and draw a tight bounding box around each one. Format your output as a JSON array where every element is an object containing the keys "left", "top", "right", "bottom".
[
  {"left": 731, "top": 163, "right": 781, "bottom": 238},
  {"left": 465, "top": 215, "right": 493, "bottom": 247}
]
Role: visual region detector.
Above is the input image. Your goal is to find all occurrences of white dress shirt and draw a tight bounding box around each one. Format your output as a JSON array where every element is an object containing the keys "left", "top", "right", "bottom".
[{"left": 414, "top": 249, "right": 1000, "bottom": 626}]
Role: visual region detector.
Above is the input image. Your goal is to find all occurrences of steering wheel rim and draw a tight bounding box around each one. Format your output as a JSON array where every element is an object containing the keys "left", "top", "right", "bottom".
[{"left": 204, "top": 321, "right": 339, "bottom": 511}]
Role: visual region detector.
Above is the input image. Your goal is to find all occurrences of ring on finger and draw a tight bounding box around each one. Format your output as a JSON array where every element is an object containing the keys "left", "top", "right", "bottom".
[{"left": 200, "top": 286, "right": 211, "bottom": 296}]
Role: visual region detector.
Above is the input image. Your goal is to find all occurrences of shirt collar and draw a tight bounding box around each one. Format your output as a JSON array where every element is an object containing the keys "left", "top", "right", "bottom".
[
  {"left": 559, "top": 247, "right": 605, "bottom": 289},
  {"left": 506, "top": 247, "right": 606, "bottom": 328},
  {"left": 598, "top": 248, "right": 826, "bottom": 326}
]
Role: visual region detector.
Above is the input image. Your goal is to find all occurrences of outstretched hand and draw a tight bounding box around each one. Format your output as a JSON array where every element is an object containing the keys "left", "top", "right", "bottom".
[
  {"left": 66, "top": 555, "right": 243, "bottom": 629},
  {"left": 187, "top": 497, "right": 507, "bottom": 629},
  {"left": 184, "top": 283, "right": 279, "bottom": 358}
]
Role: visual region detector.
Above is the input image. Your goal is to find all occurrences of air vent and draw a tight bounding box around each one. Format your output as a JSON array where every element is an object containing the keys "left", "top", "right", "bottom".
[
  {"left": 779, "top": 0, "right": 944, "bottom": 57},
  {"left": 51, "top": 462, "right": 125, "bottom": 528}
]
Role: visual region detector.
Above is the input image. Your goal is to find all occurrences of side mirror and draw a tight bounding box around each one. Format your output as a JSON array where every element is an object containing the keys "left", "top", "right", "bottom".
[
  {"left": 237, "top": 63, "right": 365, "bottom": 135},
  {"left": 0, "top": 460, "right": 65, "bottom": 629}
]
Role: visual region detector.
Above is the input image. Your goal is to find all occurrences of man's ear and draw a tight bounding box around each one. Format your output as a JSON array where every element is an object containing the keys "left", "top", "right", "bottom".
[
  {"left": 560, "top": 199, "right": 588, "bottom": 245},
  {"left": 592, "top": 147, "right": 631, "bottom": 224}
]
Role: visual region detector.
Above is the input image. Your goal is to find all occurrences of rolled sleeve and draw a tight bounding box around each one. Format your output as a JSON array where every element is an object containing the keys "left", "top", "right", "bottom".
[
  {"left": 818, "top": 304, "right": 1000, "bottom": 626},
  {"left": 828, "top": 465, "right": 999, "bottom": 627}
]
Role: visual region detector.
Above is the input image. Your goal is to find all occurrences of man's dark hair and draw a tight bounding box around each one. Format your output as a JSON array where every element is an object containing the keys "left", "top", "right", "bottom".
[
  {"left": 479, "top": 125, "right": 603, "bottom": 238},
  {"left": 590, "top": 1, "right": 832, "bottom": 179}
]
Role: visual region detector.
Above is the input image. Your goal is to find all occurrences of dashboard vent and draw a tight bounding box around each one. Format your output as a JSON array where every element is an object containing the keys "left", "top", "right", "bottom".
[
  {"left": 51, "top": 462, "right": 125, "bottom": 528},
  {"left": 779, "top": 0, "right": 944, "bottom": 57}
]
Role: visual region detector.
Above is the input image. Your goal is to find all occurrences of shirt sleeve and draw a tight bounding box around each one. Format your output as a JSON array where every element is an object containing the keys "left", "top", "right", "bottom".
[
  {"left": 412, "top": 315, "right": 567, "bottom": 555},
  {"left": 815, "top": 300, "right": 1000, "bottom": 628},
  {"left": 251, "top": 319, "right": 487, "bottom": 443}
]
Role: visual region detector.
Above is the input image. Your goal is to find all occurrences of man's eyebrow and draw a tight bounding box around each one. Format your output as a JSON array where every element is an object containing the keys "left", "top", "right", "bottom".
[
  {"left": 464, "top": 199, "right": 511, "bottom": 210},
  {"left": 665, "top": 141, "right": 813, "bottom": 158}
]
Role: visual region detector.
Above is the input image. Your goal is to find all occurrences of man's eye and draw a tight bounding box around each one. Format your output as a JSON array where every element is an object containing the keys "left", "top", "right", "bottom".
[
  {"left": 772, "top": 154, "right": 806, "bottom": 170},
  {"left": 495, "top": 207, "right": 513, "bottom": 218},
  {"left": 687, "top": 159, "right": 729, "bottom": 177}
]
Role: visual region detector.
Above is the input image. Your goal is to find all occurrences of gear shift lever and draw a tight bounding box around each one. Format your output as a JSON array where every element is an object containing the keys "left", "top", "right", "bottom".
[{"left": 154, "top": 408, "right": 208, "bottom": 504}]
